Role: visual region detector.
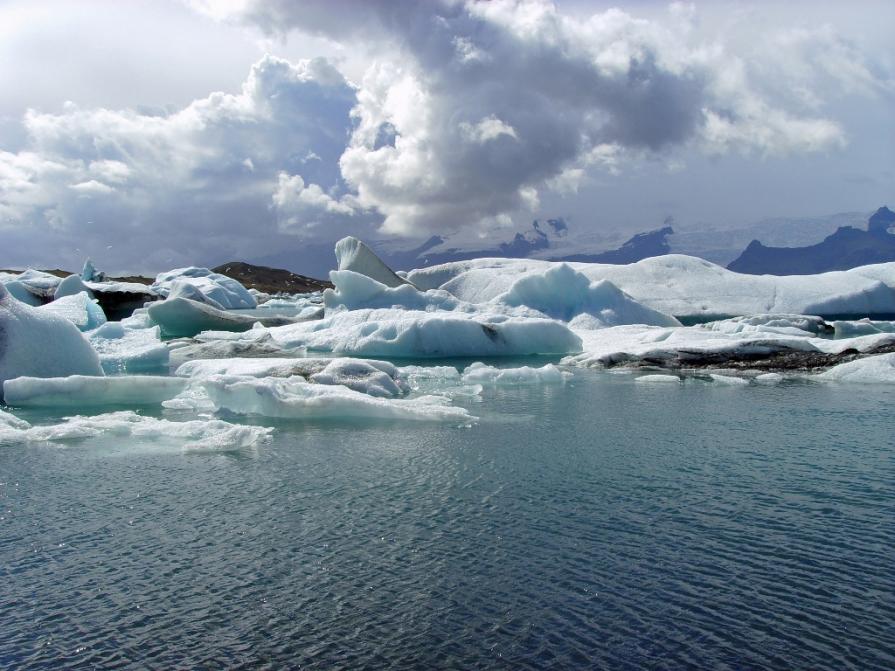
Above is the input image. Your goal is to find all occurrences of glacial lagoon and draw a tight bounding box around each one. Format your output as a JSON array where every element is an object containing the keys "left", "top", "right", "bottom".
[{"left": 2, "top": 369, "right": 892, "bottom": 670}]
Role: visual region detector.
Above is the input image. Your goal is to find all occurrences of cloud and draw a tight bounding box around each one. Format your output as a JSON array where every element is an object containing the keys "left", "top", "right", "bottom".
[
  {"left": 1, "top": 0, "right": 890, "bottom": 273},
  {"left": 0, "top": 54, "right": 362, "bottom": 271}
]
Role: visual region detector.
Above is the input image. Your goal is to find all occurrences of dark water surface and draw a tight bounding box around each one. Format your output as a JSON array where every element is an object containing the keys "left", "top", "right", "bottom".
[{"left": 1, "top": 372, "right": 893, "bottom": 669}]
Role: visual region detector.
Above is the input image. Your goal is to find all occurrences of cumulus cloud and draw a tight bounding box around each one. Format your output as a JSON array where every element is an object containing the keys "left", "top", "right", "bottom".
[{"left": 1, "top": 0, "right": 890, "bottom": 273}]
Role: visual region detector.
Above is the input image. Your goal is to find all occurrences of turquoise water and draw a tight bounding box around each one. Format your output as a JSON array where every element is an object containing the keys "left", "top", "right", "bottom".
[{"left": 1, "top": 371, "right": 893, "bottom": 669}]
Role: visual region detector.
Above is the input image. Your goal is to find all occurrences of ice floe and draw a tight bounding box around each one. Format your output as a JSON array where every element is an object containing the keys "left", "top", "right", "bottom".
[
  {"left": 3, "top": 375, "right": 187, "bottom": 408},
  {"left": 0, "top": 410, "right": 272, "bottom": 451},
  {"left": 203, "top": 375, "right": 474, "bottom": 423},
  {"left": 460, "top": 362, "right": 570, "bottom": 385}
]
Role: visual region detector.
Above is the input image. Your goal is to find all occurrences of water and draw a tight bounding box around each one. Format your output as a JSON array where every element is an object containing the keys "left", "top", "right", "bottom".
[{"left": 1, "top": 371, "right": 893, "bottom": 669}]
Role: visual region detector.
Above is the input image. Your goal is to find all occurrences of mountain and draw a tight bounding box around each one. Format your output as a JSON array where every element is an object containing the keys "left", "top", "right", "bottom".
[
  {"left": 727, "top": 207, "right": 895, "bottom": 275},
  {"left": 555, "top": 226, "right": 673, "bottom": 263},
  {"left": 212, "top": 261, "right": 332, "bottom": 294}
]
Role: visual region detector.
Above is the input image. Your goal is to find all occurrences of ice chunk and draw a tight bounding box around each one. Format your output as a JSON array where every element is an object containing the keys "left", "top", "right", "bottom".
[
  {"left": 324, "top": 270, "right": 460, "bottom": 312},
  {"left": 635, "top": 374, "right": 681, "bottom": 383},
  {"left": 460, "top": 362, "right": 570, "bottom": 385},
  {"left": 708, "top": 373, "right": 750, "bottom": 385},
  {"left": 0, "top": 283, "right": 103, "bottom": 392},
  {"left": 167, "top": 280, "right": 225, "bottom": 309},
  {"left": 151, "top": 267, "right": 256, "bottom": 309},
  {"left": 3, "top": 280, "right": 44, "bottom": 306},
  {"left": 203, "top": 375, "right": 474, "bottom": 423},
  {"left": 80, "top": 258, "right": 103, "bottom": 282},
  {"left": 0, "top": 407, "right": 30, "bottom": 430},
  {"left": 815, "top": 353, "right": 895, "bottom": 384},
  {"left": 168, "top": 332, "right": 287, "bottom": 366},
  {"left": 499, "top": 264, "right": 680, "bottom": 327},
  {"left": 3, "top": 375, "right": 187, "bottom": 408},
  {"left": 269, "top": 308, "right": 582, "bottom": 358},
  {"left": 334, "top": 236, "right": 412, "bottom": 288},
  {"left": 147, "top": 297, "right": 260, "bottom": 338},
  {"left": 0, "top": 410, "right": 272, "bottom": 451},
  {"left": 309, "top": 358, "right": 408, "bottom": 397},
  {"left": 755, "top": 373, "right": 784, "bottom": 385},
  {"left": 87, "top": 323, "right": 169, "bottom": 374},
  {"left": 704, "top": 314, "right": 833, "bottom": 337},
  {"left": 39, "top": 292, "right": 107, "bottom": 331},
  {"left": 176, "top": 356, "right": 333, "bottom": 379},
  {"left": 832, "top": 319, "right": 895, "bottom": 338},
  {"left": 54, "top": 274, "right": 95, "bottom": 300}
]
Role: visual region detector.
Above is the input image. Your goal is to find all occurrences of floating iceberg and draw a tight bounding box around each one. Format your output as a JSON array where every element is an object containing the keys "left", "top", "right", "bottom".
[
  {"left": 814, "top": 353, "right": 895, "bottom": 384},
  {"left": 0, "top": 283, "right": 103, "bottom": 392},
  {"left": 87, "top": 322, "right": 170, "bottom": 374},
  {"left": 203, "top": 375, "right": 475, "bottom": 423},
  {"left": 268, "top": 308, "right": 582, "bottom": 358},
  {"left": 460, "top": 362, "right": 571, "bottom": 385},
  {"left": 0, "top": 410, "right": 272, "bottom": 451},
  {"left": 498, "top": 264, "right": 679, "bottom": 327},
  {"left": 39, "top": 292, "right": 107, "bottom": 331},
  {"left": 407, "top": 256, "right": 895, "bottom": 320},
  {"left": 151, "top": 267, "right": 256, "bottom": 309},
  {"left": 308, "top": 358, "right": 408, "bottom": 398},
  {"left": 54, "top": 274, "right": 94, "bottom": 300},
  {"left": 635, "top": 374, "right": 682, "bottom": 383},
  {"left": 168, "top": 331, "right": 288, "bottom": 365},
  {"left": 147, "top": 297, "right": 264, "bottom": 338},
  {"left": 335, "top": 236, "right": 412, "bottom": 288},
  {"left": 3, "top": 375, "right": 187, "bottom": 408}
]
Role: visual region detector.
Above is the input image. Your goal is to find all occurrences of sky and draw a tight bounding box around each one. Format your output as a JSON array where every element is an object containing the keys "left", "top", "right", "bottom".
[{"left": 1, "top": 0, "right": 893, "bottom": 275}]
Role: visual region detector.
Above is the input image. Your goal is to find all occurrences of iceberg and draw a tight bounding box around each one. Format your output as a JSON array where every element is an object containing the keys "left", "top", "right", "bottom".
[
  {"left": 814, "top": 353, "right": 895, "bottom": 384},
  {"left": 168, "top": 332, "right": 288, "bottom": 366},
  {"left": 2, "top": 280, "right": 44, "bottom": 306},
  {"left": 0, "top": 282, "right": 103, "bottom": 393},
  {"left": 151, "top": 267, "right": 256, "bottom": 309},
  {"left": 268, "top": 308, "right": 582, "bottom": 358},
  {"left": 0, "top": 410, "right": 272, "bottom": 451},
  {"left": 308, "top": 358, "right": 408, "bottom": 398},
  {"left": 39, "top": 292, "right": 107, "bottom": 331},
  {"left": 635, "top": 374, "right": 682, "bottom": 383},
  {"left": 54, "top": 274, "right": 95, "bottom": 300},
  {"left": 335, "top": 236, "right": 413, "bottom": 289},
  {"left": 88, "top": 322, "right": 169, "bottom": 374},
  {"left": 147, "top": 296, "right": 282, "bottom": 338},
  {"left": 203, "top": 375, "right": 474, "bottom": 423},
  {"left": 406, "top": 256, "right": 895, "bottom": 320},
  {"left": 3, "top": 375, "right": 187, "bottom": 408},
  {"left": 498, "top": 264, "right": 680, "bottom": 327},
  {"left": 460, "top": 362, "right": 571, "bottom": 385}
]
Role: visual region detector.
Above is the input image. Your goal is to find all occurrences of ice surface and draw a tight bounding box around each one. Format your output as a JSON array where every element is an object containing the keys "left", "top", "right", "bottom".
[
  {"left": 268, "top": 308, "right": 582, "bottom": 358},
  {"left": 203, "top": 375, "right": 475, "bottom": 423},
  {"left": 708, "top": 373, "right": 750, "bottom": 385},
  {"left": 167, "top": 280, "right": 225, "bottom": 309},
  {"left": 151, "top": 267, "right": 256, "bottom": 309},
  {"left": 0, "top": 283, "right": 103, "bottom": 392},
  {"left": 814, "top": 353, "right": 895, "bottom": 384},
  {"left": 335, "top": 236, "right": 412, "bottom": 288},
  {"left": 831, "top": 319, "right": 895, "bottom": 338},
  {"left": 0, "top": 410, "right": 272, "bottom": 451},
  {"left": 39, "top": 292, "right": 107, "bottom": 331},
  {"left": 4, "top": 375, "right": 187, "bottom": 408},
  {"left": 755, "top": 373, "right": 784, "bottom": 385},
  {"left": 460, "top": 362, "right": 571, "bottom": 385},
  {"left": 168, "top": 332, "right": 288, "bottom": 366},
  {"left": 87, "top": 323, "right": 169, "bottom": 374},
  {"left": 703, "top": 314, "right": 833, "bottom": 337},
  {"left": 3, "top": 280, "right": 44, "bottom": 306},
  {"left": 54, "top": 274, "right": 94, "bottom": 300},
  {"left": 407, "top": 256, "right": 895, "bottom": 319},
  {"left": 324, "top": 270, "right": 462, "bottom": 312}
]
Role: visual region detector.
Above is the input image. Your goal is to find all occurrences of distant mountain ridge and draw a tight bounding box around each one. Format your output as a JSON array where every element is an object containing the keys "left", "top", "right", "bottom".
[{"left": 727, "top": 207, "right": 895, "bottom": 275}]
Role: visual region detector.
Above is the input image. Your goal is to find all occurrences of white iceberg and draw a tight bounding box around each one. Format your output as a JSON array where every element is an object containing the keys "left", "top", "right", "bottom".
[
  {"left": 309, "top": 358, "right": 408, "bottom": 398},
  {"left": 203, "top": 375, "right": 475, "bottom": 423},
  {"left": 88, "top": 322, "right": 169, "bottom": 374},
  {"left": 0, "top": 282, "right": 103, "bottom": 392},
  {"left": 635, "top": 374, "right": 682, "bottom": 383},
  {"left": 268, "top": 308, "right": 582, "bottom": 358},
  {"left": 151, "top": 267, "right": 256, "bottom": 309},
  {"left": 814, "top": 353, "right": 895, "bottom": 384},
  {"left": 54, "top": 274, "right": 94, "bottom": 300},
  {"left": 335, "top": 236, "right": 412, "bottom": 289},
  {"left": 0, "top": 410, "right": 272, "bottom": 451},
  {"left": 38, "top": 292, "right": 107, "bottom": 331},
  {"left": 460, "top": 362, "right": 571, "bottom": 385},
  {"left": 3, "top": 375, "right": 187, "bottom": 408},
  {"left": 147, "top": 297, "right": 261, "bottom": 338}
]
